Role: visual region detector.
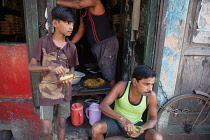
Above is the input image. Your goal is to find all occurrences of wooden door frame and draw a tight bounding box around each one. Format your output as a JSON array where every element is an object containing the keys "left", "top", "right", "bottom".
[
  {"left": 119, "top": 0, "right": 162, "bottom": 81},
  {"left": 144, "top": 0, "right": 162, "bottom": 68},
  {"left": 152, "top": 0, "right": 166, "bottom": 92},
  {"left": 23, "top": 0, "right": 56, "bottom": 107}
]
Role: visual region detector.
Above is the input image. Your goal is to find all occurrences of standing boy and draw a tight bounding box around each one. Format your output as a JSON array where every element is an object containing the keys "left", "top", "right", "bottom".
[
  {"left": 57, "top": 0, "right": 119, "bottom": 87},
  {"left": 28, "top": 6, "right": 79, "bottom": 140},
  {"left": 91, "top": 65, "right": 163, "bottom": 140}
]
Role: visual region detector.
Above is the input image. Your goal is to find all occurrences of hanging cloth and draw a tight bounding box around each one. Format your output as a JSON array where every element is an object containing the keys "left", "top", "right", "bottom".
[{"left": 131, "top": 0, "right": 141, "bottom": 41}]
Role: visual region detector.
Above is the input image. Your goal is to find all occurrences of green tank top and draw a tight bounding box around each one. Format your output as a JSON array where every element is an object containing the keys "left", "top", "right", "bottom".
[{"left": 114, "top": 81, "right": 147, "bottom": 124}]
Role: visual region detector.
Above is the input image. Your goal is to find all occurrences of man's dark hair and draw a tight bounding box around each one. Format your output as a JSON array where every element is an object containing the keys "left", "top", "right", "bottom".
[
  {"left": 51, "top": 5, "right": 75, "bottom": 22},
  {"left": 132, "top": 65, "right": 156, "bottom": 81}
]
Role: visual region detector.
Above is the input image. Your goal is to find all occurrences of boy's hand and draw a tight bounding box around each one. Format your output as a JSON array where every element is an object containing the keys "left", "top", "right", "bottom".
[
  {"left": 48, "top": 65, "right": 66, "bottom": 76},
  {"left": 61, "top": 77, "right": 74, "bottom": 86}
]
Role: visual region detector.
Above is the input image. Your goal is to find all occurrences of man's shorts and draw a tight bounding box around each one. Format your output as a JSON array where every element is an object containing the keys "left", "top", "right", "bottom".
[
  {"left": 91, "top": 36, "right": 119, "bottom": 81},
  {"left": 40, "top": 101, "right": 70, "bottom": 120},
  {"left": 101, "top": 117, "right": 154, "bottom": 140}
]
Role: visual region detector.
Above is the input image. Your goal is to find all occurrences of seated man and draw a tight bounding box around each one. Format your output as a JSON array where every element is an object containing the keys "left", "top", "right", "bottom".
[{"left": 91, "top": 65, "right": 163, "bottom": 140}]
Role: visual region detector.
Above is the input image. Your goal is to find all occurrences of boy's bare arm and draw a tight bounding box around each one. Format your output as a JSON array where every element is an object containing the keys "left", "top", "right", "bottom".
[
  {"left": 28, "top": 58, "right": 49, "bottom": 73},
  {"left": 28, "top": 58, "right": 66, "bottom": 75}
]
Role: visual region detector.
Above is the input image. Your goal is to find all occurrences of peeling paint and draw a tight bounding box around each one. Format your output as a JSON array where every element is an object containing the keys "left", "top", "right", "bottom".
[
  {"left": 164, "top": 33, "right": 179, "bottom": 50},
  {"left": 164, "top": 0, "right": 189, "bottom": 38},
  {"left": 198, "top": 0, "right": 210, "bottom": 31},
  {"left": 193, "top": 30, "right": 210, "bottom": 44},
  {"left": 157, "top": 0, "right": 190, "bottom": 106}
]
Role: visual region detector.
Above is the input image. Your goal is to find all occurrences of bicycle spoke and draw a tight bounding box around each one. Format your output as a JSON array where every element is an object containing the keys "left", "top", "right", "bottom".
[{"left": 158, "top": 94, "right": 210, "bottom": 135}]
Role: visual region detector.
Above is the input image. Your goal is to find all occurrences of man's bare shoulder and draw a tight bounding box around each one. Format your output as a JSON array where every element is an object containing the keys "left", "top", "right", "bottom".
[
  {"left": 112, "top": 81, "right": 128, "bottom": 92},
  {"left": 115, "top": 81, "right": 128, "bottom": 87},
  {"left": 147, "top": 91, "right": 157, "bottom": 104},
  {"left": 150, "top": 91, "right": 157, "bottom": 96}
]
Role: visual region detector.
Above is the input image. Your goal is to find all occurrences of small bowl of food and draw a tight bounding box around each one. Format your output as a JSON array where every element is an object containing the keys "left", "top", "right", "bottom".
[
  {"left": 72, "top": 71, "right": 85, "bottom": 85},
  {"left": 128, "top": 125, "right": 142, "bottom": 136}
]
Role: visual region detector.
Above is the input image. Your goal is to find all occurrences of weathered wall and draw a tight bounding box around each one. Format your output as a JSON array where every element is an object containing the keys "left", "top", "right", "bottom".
[
  {"left": 0, "top": 44, "right": 32, "bottom": 98},
  {"left": 157, "top": 0, "right": 190, "bottom": 105},
  {"left": 0, "top": 43, "right": 41, "bottom": 139}
]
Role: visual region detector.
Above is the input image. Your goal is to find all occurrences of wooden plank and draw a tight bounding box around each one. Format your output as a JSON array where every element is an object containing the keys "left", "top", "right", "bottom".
[
  {"left": 153, "top": 0, "right": 166, "bottom": 92},
  {"left": 144, "top": 0, "right": 160, "bottom": 67},
  {"left": 23, "top": 0, "right": 39, "bottom": 57},
  {"left": 184, "top": 47, "right": 210, "bottom": 56},
  {"left": 179, "top": 56, "right": 205, "bottom": 95},
  {"left": 174, "top": 0, "right": 199, "bottom": 95},
  {"left": 199, "top": 56, "right": 210, "bottom": 93},
  {"left": 47, "top": 0, "right": 56, "bottom": 34},
  {"left": 38, "top": 0, "right": 47, "bottom": 37},
  {"left": 118, "top": 0, "right": 133, "bottom": 81},
  {"left": 23, "top": 0, "right": 40, "bottom": 107}
]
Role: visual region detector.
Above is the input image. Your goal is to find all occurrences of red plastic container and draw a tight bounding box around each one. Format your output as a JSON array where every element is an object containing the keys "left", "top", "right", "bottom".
[{"left": 70, "top": 103, "right": 84, "bottom": 126}]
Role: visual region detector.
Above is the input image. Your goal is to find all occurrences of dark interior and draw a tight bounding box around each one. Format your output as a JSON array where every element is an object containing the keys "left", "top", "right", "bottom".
[{"left": 0, "top": 0, "right": 25, "bottom": 42}]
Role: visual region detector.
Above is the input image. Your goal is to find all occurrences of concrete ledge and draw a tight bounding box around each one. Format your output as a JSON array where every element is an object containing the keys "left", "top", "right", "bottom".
[{"left": 105, "top": 136, "right": 133, "bottom": 140}]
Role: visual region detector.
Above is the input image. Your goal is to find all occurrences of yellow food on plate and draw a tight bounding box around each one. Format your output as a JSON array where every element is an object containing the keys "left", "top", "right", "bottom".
[
  {"left": 60, "top": 74, "right": 74, "bottom": 81},
  {"left": 128, "top": 126, "right": 142, "bottom": 136},
  {"left": 84, "top": 78, "right": 105, "bottom": 87}
]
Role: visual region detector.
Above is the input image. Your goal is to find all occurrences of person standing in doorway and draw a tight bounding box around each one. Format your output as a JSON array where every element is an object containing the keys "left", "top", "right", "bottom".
[
  {"left": 28, "top": 6, "right": 79, "bottom": 140},
  {"left": 57, "top": 0, "right": 119, "bottom": 87}
]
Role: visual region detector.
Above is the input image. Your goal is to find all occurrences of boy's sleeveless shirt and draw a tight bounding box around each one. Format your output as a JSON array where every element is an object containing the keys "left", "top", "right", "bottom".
[{"left": 114, "top": 81, "right": 147, "bottom": 124}]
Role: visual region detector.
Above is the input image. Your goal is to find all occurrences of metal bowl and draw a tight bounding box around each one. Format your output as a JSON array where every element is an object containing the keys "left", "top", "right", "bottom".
[{"left": 72, "top": 71, "right": 85, "bottom": 85}]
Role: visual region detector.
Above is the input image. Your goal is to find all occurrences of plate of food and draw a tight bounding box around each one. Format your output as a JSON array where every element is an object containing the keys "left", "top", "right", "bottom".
[
  {"left": 128, "top": 125, "right": 142, "bottom": 136},
  {"left": 83, "top": 78, "right": 106, "bottom": 88}
]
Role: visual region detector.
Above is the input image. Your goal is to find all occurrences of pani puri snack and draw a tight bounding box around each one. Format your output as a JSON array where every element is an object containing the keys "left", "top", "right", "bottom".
[
  {"left": 128, "top": 126, "right": 142, "bottom": 136},
  {"left": 60, "top": 74, "right": 74, "bottom": 81}
]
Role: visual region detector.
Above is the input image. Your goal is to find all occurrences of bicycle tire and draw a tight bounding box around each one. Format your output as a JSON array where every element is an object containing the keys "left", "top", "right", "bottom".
[{"left": 157, "top": 94, "right": 210, "bottom": 136}]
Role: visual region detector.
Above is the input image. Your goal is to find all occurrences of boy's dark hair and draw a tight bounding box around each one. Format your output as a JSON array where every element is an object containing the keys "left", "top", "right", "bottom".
[
  {"left": 51, "top": 5, "right": 75, "bottom": 22},
  {"left": 132, "top": 65, "right": 156, "bottom": 81}
]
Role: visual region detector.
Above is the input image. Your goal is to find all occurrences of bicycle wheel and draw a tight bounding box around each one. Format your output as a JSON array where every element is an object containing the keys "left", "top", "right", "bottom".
[{"left": 157, "top": 94, "right": 210, "bottom": 136}]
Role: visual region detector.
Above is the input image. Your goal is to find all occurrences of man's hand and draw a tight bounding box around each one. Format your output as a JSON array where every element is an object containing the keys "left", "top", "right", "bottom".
[
  {"left": 127, "top": 126, "right": 145, "bottom": 138},
  {"left": 120, "top": 117, "right": 146, "bottom": 138},
  {"left": 120, "top": 117, "right": 135, "bottom": 132}
]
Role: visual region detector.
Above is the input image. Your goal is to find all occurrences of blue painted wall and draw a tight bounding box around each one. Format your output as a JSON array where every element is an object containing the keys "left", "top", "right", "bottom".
[{"left": 157, "top": 0, "right": 190, "bottom": 105}]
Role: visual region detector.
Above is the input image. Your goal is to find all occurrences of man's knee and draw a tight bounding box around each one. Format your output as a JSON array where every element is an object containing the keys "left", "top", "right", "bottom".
[
  {"left": 92, "top": 121, "right": 107, "bottom": 136},
  {"left": 153, "top": 132, "right": 163, "bottom": 140},
  {"left": 146, "top": 129, "right": 163, "bottom": 140}
]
